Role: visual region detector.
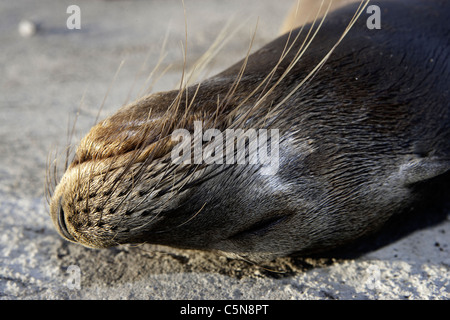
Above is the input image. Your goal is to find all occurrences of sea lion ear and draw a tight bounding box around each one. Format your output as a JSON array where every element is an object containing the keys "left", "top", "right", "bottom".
[{"left": 398, "top": 157, "right": 450, "bottom": 186}]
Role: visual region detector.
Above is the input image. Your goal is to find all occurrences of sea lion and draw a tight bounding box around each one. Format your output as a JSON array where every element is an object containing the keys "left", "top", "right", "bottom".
[{"left": 48, "top": 0, "right": 449, "bottom": 262}]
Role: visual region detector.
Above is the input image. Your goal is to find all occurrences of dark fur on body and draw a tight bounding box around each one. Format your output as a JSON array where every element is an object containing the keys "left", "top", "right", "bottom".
[{"left": 49, "top": 0, "right": 449, "bottom": 262}]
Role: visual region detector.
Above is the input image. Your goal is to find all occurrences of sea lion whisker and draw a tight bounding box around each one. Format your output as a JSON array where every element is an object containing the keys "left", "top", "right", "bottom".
[
  {"left": 94, "top": 59, "right": 125, "bottom": 126},
  {"left": 106, "top": 123, "right": 175, "bottom": 217},
  {"left": 143, "top": 61, "right": 173, "bottom": 97},
  {"left": 65, "top": 90, "right": 85, "bottom": 171},
  {"left": 124, "top": 37, "right": 168, "bottom": 106},
  {"left": 183, "top": 17, "right": 243, "bottom": 87},
  {"left": 213, "top": 18, "right": 259, "bottom": 119},
  {"left": 124, "top": 162, "right": 173, "bottom": 215},
  {"left": 182, "top": 81, "right": 203, "bottom": 123},
  {"left": 45, "top": 147, "right": 58, "bottom": 206},
  {"left": 101, "top": 110, "right": 156, "bottom": 194},
  {"left": 44, "top": 153, "right": 52, "bottom": 206},
  {"left": 239, "top": 1, "right": 332, "bottom": 129},
  {"left": 257, "top": 0, "right": 323, "bottom": 82},
  {"left": 254, "top": 262, "right": 291, "bottom": 275},
  {"left": 123, "top": 165, "right": 196, "bottom": 234},
  {"left": 46, "top": 90, "right": 85, "bottom": 205},
  {"left": 52, "top": 147, "right": 61, "bottom": 193},
  {"left": 138, "top": 23, "right": 172, "bottom": 97},
  {"left": 100, "top": 154, "right": 151, "bottom": 216},
  {"left": 111, "top": 160, "right": 156, "bottom": 216},
  {"left": 171, "top": 0, "right": 189, "bottom": 117},
  {"left": 224, "top": 11, "right": 316, "bottom": 127},
  {"left": 266, "top": 0, "right": 370, "bottom": 121},
  {"left": 158, "top": 164, "right": 203, "bottom": 205},
  {"left": 167, "top": 201, "right": 208, "bottom": 232},
  {"left": 108, "top": 163, "right": 159, "bottom": 233}
]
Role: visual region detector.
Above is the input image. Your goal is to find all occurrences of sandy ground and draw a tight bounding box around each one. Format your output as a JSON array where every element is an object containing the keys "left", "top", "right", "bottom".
[{"left": 0, "top": 0, "right": 448, "bottom": 300}]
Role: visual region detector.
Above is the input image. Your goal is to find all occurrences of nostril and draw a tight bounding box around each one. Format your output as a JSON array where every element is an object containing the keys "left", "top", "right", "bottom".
[{"left": 57, "top": 201, "right": 76, "bottom": 242}]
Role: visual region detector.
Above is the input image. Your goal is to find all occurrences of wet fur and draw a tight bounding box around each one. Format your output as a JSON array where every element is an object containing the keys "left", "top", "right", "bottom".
[{"left": 48, "top": 0, "right": 449, "bottom": 262}]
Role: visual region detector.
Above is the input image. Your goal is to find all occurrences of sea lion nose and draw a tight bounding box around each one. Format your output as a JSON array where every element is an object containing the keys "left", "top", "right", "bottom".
[{"left": 57, "top": 200, "right": 76, "bottom": 242}]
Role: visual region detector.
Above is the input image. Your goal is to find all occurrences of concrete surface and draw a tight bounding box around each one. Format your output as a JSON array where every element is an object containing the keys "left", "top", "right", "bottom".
[{"left": 0, "top": 0, "right": 448, "bottom": 300}]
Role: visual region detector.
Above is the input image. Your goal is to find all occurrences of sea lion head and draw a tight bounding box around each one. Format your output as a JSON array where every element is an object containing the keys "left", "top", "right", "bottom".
[{"left": 49, "top": 0, "right": 450, "bottom": 261}]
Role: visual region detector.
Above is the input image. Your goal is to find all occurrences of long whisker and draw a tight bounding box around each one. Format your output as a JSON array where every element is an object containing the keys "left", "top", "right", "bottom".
[
  {"left": 213, "top": 17, "right": 260, "bottom": 119},
  {"left": 123, "top": 46, "right": 155, "bottom": 107},
  {"left": 94, "top": 59, "right": 125, "bottom": 125},
  {"left": 266, "top": 0, "right": 370, "bottom": 120},
  {"left": 137, "top": 25, "right": 171, "bottom": 99},
  {"left": 172, "top": 201, "right": 207, "bottom": 229},
  {"left": 45, "top": 146, "right": 58, "bottom": 206},
  {"left": 65, "top": 88, "right": 86, "bottom": 172},
  {"left": 228, "top": 0, "right": 330, "bottom": 128}
]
